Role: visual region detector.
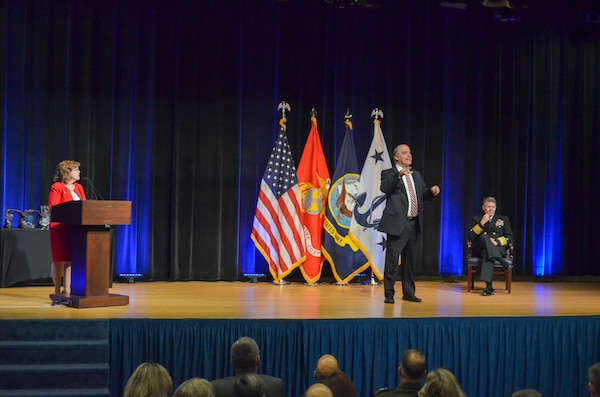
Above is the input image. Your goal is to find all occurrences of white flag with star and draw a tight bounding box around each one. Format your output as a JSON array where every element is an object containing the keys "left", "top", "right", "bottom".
[{"left": 348, "top": 117, "right": 392, "bottom": 279}]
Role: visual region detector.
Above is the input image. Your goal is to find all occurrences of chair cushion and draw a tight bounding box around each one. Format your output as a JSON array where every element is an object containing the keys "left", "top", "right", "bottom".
[
  {"left": 469, "top": 257, "right": 512, "bottom": 267},
  {"left": 468, "top": 257, "right": 482, "bottom": 265},
  {"left": 492, "top": 259, "right": 512, "bottom": 268}
]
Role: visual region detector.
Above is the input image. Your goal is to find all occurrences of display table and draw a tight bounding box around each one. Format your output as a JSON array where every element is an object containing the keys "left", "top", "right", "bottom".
[{"left": 0, "top": 229, "right": 52, "bottom": 287}]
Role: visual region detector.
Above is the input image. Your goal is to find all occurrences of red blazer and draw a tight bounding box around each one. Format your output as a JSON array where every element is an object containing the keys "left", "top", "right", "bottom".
[{"left": 48, "top": 181, "right": 87, "bottom": 215}]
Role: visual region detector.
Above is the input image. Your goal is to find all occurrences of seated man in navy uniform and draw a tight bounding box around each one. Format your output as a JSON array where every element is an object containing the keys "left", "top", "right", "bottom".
[{"left": 468, "top": 197, "right": 513, "bottom": 296}]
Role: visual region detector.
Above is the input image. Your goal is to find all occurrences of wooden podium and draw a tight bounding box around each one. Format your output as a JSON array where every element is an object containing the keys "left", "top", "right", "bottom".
[{"left": 49, "top": 200, "right": 131, "bottom": 308}]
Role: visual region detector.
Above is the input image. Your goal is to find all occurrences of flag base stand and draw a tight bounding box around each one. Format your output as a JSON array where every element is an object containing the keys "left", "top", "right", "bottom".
[
  {"left": 333, "top": 282, "right": 348, "bottom": 287},
  {"left": 244, "top": 273, "right": 266, "bottom": 283},
  {"left": 272, "top": 280, "right": 290, "bottom": 286},
  {"left": 304, "top": 282, "right": 322, "bottom": 287},
  {"left": 362, "top": 276, "right": 378, "bottom": 286}
]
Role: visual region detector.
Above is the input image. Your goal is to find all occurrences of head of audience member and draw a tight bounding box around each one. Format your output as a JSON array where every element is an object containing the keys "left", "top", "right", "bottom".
[
  {"left": 231, "top": 336, "right": 261, "bottom": 375},
  {"left": 172, "top": 377, "right": 213, "bottom": 397},
  {"left": 305, "top": 383, "right": 334, "bottom": 397},
  {"left": 321, "top": 371, "right": 358, "bottom": 397},
  {"left": 314, "top": 354, "right": 340, "bottom": 382},
  {"left": 233, "top": 373, "right": 267, "bottom": 397},
  {"left": 418, "top": 368, "right": 466, "bottom": 397},
  {"left": 511, "top": 389, "right": 542, "bottom": 397},
  {"left": 123, "top": 362, "right": 173, "bottom": 397},
  {"left": 589, "top": 362, "right": 600, "bottom": 397},
  {"left": 399, "top": 349, "right": 427, "bottom": 384}
]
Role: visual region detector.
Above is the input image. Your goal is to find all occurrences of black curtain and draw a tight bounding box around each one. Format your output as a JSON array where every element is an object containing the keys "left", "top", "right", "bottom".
[{"left": 1, "top": 0, "right": 599, "bottom": 281}]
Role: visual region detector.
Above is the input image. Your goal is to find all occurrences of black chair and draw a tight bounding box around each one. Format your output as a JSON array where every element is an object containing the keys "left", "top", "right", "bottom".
[{"left": 466, "top": 241, "right": 514, "bottom": 294}]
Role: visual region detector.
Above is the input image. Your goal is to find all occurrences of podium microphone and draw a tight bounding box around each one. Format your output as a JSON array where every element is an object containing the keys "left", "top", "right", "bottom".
[{"left": 81, "top": 177, "right": 105, "bottom": 200}]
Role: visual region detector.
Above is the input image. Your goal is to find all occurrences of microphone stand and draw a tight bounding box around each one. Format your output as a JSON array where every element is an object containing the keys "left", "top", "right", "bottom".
[{"left": 81, "top": 177, "right": 104, "bottom": 200}]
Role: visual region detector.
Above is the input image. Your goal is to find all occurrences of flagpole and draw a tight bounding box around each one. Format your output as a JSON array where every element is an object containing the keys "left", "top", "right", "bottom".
[
  {"left": 366, "top": 108, "right": 384, "bottom": 287},
  {"left": 330, "top": 109, "right": 355, "bottom": 288},
  {"left": 267, "top": 101, "right": 294, "bottom": 287},
  {"left": 298, "top": 106, "right": 331, "bottom": 286}
]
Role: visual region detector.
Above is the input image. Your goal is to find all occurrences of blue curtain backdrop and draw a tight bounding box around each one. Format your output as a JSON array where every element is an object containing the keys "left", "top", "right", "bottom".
[
  {"left": 1, "top": 0, "right": 599, "bottom": 280},
  {"left": 108, "top": 317, "right": 600, "bottom": 397}
]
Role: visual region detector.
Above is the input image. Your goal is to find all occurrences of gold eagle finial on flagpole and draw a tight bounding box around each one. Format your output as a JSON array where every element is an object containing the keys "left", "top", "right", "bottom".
[
  {"left": 371, "top": 108, "right": 384, "bottom": 126},
  {"left": 278, "top": 101, "right": 291, "bottom": 130},
  {"left": 370, "top": 107, "right": 384, "bottom": 120},
  {"left": 344, "top": 108, "right": 353, "bottom": 130}
]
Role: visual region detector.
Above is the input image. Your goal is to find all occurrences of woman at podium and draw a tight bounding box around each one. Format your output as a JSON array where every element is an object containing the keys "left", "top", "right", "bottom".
[{"left": 48, "top": 160, "right": 86, "bottom": 295}]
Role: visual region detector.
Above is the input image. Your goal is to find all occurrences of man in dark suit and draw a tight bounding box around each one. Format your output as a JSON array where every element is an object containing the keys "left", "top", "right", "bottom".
[
  {"left": 374, "top": 349, "right": 427, "bottom": 397},
  {"left": 212, "top": 336, "right": 285, "bottom": 397},
  {"left": 468, "top": 196, "right": 514, "bottom": 296},
  {"left": 234, "top": 373, "right": 267, "bottom": 397},
  {"left": 378, "top": 144, "right": 440, "bottom": 304}
]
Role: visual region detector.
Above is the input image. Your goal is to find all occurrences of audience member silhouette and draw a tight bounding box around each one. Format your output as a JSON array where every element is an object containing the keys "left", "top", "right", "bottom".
[
  {"left": 304, "top": 383, "right": 333, "bottom": 397},
  {"left": 172, "top": 378, "right": 213, "bottom": 397},
  {"left": 123, "top": 362, "right": 173, "bottom": 397},
  {"left": 511, "top": 389, "right": 542, "bottom": 397},
  {"left": 417, "top": 368, "right": 466, "bottom": 397},
  {"left": 234, "top": 373, "right": 267, "bottom": 397},
  {"left": 375, "top": 349, "right": 427, "bottom": 397},
  {"left": 314, "top": 354, "right": 340, "bottom": 382},
  {"left": 321, "top": 370, "right": 358, "bottom": 397},
  {"left": 211, "top": 336, "right": 284, "bottom": 397},
  {"left": 589, "top": 362, "right": 600, "bottom": 397}
]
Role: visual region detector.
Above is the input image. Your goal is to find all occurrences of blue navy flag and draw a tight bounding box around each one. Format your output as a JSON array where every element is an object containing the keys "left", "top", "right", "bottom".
[{"left": 322, "top": 118, "right": 370, "bottom": 283}]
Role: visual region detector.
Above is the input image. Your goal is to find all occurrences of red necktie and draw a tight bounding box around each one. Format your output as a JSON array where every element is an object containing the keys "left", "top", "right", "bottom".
[{"left": 405, "top": 175, "right": 418, "bottom": 217}]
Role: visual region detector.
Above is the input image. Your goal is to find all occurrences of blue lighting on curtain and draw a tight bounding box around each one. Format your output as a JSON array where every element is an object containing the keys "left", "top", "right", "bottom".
[
  {"left": 2, "top": 48, "right": 28, "bottom": 214},
  {"left": 530, "top": 129, "right": 563, "bottom": 277},
  {"left": 438, "top": 12, "right": 466, "bottom": 276},
  {"left": 241, "top": 110, "right": 279, "bottom": 278},
  {"left": 438, "top": 138, "right": 465, "bottom": 275},
  {"left": 439, "top": 167, "right": 464, "bottom": 275},
  {"left": 114, "top": 119, "right": 154, "bottom": 277},
  {"left": 113, "top": 8, "right": 155, "bottom": 277}
]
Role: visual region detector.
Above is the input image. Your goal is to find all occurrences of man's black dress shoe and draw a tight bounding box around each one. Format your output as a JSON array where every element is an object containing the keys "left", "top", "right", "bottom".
[
  {"left": 402, "top": 296, "right": 422, "bottom": 303},
  {"left": 384, "top": 297, "right": 395, "bottom": 304},
  {"left": 481, "top": 288, "right": 495, "bottom": 296}
]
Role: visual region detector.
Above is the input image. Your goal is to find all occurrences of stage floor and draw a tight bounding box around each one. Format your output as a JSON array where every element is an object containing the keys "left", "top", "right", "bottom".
[{"left": 1, "top": 279, "right": 600, "bottom": 319}]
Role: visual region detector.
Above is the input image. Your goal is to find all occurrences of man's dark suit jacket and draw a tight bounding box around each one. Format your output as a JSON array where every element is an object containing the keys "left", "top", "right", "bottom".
[
  {"left": 211, "top": 373, "right": 285, "bottom": 397},
  {"left": 378, "top": 167, "right": 434, "bottom": 236},
  {"left": 374, "top": 382, "right": 422, "bottom": 397}
]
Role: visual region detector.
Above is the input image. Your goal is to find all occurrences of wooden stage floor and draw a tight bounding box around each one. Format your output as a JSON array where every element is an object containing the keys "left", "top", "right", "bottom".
[{"left": 1, "top": 279, "right": 600, "bottom": 320}]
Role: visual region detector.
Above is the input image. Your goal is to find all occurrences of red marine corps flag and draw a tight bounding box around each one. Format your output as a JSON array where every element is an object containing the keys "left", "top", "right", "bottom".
[
  {"left": 251, "top": 102, "right": 306, "bottom": 283},
  {"left": 296, "top": 109, "right": 330, "bottom": 284}
]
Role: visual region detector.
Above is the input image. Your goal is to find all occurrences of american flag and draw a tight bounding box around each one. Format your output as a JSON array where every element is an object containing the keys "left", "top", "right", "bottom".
[{"left": 251, "top": 125, "right": 306, "bottom": 282}]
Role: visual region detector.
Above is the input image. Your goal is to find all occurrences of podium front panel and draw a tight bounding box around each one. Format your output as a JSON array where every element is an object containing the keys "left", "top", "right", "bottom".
[
  {"left": 51, "top": 200, "right": 131, "bottom": 225},
  {"left": 71, "top": 226, "right": 111, "bottom": 297}
]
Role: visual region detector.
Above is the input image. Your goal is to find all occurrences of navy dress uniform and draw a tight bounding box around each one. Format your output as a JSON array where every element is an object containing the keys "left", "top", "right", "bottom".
[{"left": 468, "top": 215, "right": 514, "bottom": 288}]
